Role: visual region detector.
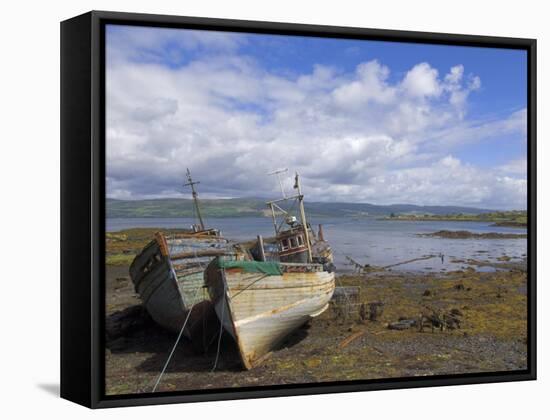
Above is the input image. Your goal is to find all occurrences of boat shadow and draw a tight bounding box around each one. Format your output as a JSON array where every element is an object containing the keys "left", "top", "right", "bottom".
[
  {"left": 272, "top": 322, "right": 311, "bottom": 351},
  {"left": 106, "top": 305, "right": 313, "bottom": 373},
  {"left": 137, "top": 331, "right": 243, "bottom": 373},
  {"left": 137, "top": 324, "right": 312, "bottom": 373},
  {"left": 105, "top": 305, "right": 243, "bottom": 373}
]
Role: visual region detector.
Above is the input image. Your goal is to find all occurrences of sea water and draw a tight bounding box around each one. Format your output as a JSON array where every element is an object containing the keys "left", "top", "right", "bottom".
[{"left": 106, "top": 216, "right": 527, "bottom": 273}]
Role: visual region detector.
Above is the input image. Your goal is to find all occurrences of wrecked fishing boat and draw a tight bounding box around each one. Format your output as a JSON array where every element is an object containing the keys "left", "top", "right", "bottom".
[
  {"left": 129, "top": 169, "right": 232, "bottom": 343},
  {"left": 205, "top": 172, "right": 336, "bottom": 369}
]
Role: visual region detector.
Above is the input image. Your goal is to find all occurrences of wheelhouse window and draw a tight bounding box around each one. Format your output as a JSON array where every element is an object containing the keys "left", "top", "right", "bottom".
[
  {"left": 297, "top": 235, "right": 304, "bottom": 246},
  {"left": 280, "top": 238, "right": 289, "bottom": 251},
  {"left": 290, "top": 237, "right": 298, "bottom": 248}
]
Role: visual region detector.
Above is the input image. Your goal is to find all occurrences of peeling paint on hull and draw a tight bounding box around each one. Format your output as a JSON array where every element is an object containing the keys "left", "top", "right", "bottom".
[
  {"left": 206, "top": 261, "right": 335, "bottom": 369},
  {"left": 129, "top": 233, "right": 228, "bottom": 338}
]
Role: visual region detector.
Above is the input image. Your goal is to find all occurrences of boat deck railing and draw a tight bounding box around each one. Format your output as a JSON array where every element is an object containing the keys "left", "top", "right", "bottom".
[{"left": 280, "top": 262, "right": 324, "bottom": 273}]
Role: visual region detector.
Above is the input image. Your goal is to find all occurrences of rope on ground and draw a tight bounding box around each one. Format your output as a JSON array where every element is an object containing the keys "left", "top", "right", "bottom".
[
  {"left": 151, "top": 284, "right": 202, "bottom": 393},
  {"left": 211, "top": 284, "right": 227, "bottom": 372},
  {"left": 342, "top": 251, "right": 443, "bottom": 273},
  {"left": 382, "top": 254, "right": 440, "bottom": 269}
]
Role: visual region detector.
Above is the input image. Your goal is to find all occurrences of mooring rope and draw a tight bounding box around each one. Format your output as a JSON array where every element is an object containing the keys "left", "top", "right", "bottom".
[
  {"left": 151, "top": 277, "right": 203, "bottom": 393},
  {"left": 190, "top": 247, "right": 212, "bottom": 353},
  {"left": 229, "top": 273, "right": 269, "bottom": 300},
  {"left": 211, "top": 282, "right": 227, "bottom": 372}
]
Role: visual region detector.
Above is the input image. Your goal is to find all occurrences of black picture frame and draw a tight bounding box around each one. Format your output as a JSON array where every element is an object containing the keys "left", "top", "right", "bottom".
[{"left": 60, "top": 10, "right": 537, "bottom": 409}]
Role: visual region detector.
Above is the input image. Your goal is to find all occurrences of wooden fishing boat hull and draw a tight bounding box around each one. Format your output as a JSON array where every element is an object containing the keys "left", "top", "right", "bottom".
[
  {"left": 205, "top": 259, "right": 335, "bottom": 369},
  {"left": 130, "top": 238, "right": 189, "bottom": 334},
  {"left": 129, "top": 233, "right": 228, "bottom": 340}
]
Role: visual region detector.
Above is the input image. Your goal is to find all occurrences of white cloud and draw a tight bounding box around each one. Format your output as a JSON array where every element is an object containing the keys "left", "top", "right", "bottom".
[
  {"left": 105, "top": 30, "right": 527, "bottom": 209},
  {"left": 443, "top": 65, "right": 482, "bottom": 116},
  {"left": 318, "top": 155, "right": 526, "bottom": 209},
  {"left": 498, "top": 158, "right": 527, "bottom": 175},
  {"left": 445, "top": 65, "right": 464, "bottom": 84},
  {"left": 401, "top": 62, "right": 442, "bottom": 98},
  {"left": 332, "top": 60, "right": 396, "bottom": 107},
  {"left": 425, "top": 108, "right": 526, "bottom": 150},
  {"left": 106, "top": 25, "right": 246, "bottom": 66}
]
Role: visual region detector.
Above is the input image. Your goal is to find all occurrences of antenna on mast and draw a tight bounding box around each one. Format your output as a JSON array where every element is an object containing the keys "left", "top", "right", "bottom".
[
  {"left": 266, "top": 169, "right": 313, "bottom": 263},
  {"left": 268, "top": 168, "right": 288, "bottom": 198},
  {"left": 183, "top": 168, "right": 205, "bottom": 232}
]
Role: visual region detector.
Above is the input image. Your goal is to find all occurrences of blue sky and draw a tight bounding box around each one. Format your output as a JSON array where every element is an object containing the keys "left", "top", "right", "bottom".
[{"left": 106, "top": 25, "right": 527, "bottom": 209}]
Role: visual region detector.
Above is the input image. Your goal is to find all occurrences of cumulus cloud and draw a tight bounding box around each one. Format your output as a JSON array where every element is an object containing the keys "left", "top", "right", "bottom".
[
  {"left": 498, "top": 158, "right": 527, "bottom": 175},
  {"left": 442, "top": 64, "right": 482, "bottom": 116},
  {"left": 106, "top": 25, "right": 245, "bottom": 66},
  {"left": 333, "top": 60, "right": 396, "bottom": 107},
  {"left": 361, "top": 156, "right": 527, "bottom": 208},
  {"left": 105, "top": 27, "right": 527, "bottom": 209},
  {"left": 402, "top": 62, "right": 442, "bottom": 98}
]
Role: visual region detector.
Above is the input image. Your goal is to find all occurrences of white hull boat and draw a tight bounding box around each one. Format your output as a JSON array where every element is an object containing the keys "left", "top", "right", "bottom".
[{"left": 205, "top": 259, "right": 335, "bottom": 369}]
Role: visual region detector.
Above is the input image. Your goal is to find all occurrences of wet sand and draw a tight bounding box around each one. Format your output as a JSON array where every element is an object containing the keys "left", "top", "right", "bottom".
[{"left": 105, "top": 259, "right": 527, "bottom": 395}]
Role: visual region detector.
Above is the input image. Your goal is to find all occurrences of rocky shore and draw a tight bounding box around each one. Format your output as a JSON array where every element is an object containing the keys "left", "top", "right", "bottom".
[
  {"left": 418, "top": 230, "right": 527, "bottom": 239},
  {"left": 105, "top": 230, "right": 528, "bottom": 395}
]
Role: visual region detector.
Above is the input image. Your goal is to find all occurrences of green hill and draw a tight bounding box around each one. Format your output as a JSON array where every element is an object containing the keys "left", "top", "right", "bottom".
[{"left": 106, "top": 197, "right": 502, "bottom": 219}]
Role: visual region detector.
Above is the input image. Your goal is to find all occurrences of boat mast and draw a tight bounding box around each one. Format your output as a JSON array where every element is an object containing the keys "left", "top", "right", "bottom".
[
  {"left": 294, "top": 172, "right": 313, "bottom": 263},
  {"left": 266, "top": 170, "right": 313, "bottom": 263},
  {"left": 267, "top": 168, "right": 288, "bottom": 234},
  {"left": 183, "top": 168, "right": 205, "bottom": 231},
  {"left": 269, "top": 202, "right": 278, "bottom": 234},
  {"left": 268, "top": 168, "right": 288, "bottom": 199}
]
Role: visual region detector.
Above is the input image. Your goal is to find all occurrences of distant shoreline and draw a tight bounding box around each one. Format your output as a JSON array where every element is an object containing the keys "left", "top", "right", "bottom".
[
  {"left": 379, "top": 210, "right": 527, "bottom": 228},
  {"left": 106, "top": 197, "right": 513, "bottom": 219},
  {"left": 418, "top": 230, "right": 527, "bottom": 239},
  {"left": 381, "top": 219, "right": 527, "bottom": 228}
]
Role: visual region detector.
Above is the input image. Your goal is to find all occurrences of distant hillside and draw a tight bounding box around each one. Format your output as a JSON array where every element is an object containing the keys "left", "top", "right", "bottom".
[
  {"left": 383, "top": 210, "right": 527, "bottom": 227},
  {"left": 106, "top": 197, "right": 495, "bottom": 219}
]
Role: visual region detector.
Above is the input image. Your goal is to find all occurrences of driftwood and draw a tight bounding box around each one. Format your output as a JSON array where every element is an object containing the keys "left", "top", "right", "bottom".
[
  {"left": 382, "top": 254, "right": 437, "bottom": 269},
  {"left": 339, "top": 329, "right": 368, "bottom": 349},
  {"left": 344, "top": 253, "right": 440, "bottom": 274},
  {"left": 345, "top": 255, "right": 371, "bottom": 273}
]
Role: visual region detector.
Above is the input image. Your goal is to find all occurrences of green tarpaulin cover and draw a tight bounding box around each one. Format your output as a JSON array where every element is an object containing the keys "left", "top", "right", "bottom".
[{"left": 217, "top": 258, "right": 283, "bottom": 275}]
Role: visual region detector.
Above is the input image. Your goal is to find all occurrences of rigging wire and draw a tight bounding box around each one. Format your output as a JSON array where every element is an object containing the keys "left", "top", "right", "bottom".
[
  {"left": 151, "top": 248, "right": 207, "bottom": 393},
  {"left": 151, "top": 283, "right": 203, "bottom": 393},
  {"left": 211, "top": 282, "right": 227, "bottom": 372}
]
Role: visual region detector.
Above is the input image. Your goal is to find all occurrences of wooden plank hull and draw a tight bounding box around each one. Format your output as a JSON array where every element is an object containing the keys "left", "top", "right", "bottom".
[
  {"left": 205, "top": 260, "right": 335, "bottom": 369},
  {"left": 129, "top": 234, "right": 228, "bottom": 339},
  {"left": 130, "top": 239, "right": 188, "bottom": 334}
]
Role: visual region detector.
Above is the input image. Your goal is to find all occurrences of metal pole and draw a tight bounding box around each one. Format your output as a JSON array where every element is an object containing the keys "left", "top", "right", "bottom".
[
  {"left": 269, "top": 203, "right": 278, "bottom": 234},
  {"left": 295, "top": 173, "right": 312, "bottom": 263},
  {"left": 184, "top": 168, "right": 205, "bottom": 231},
  {"left": 257, "top": 235, "right": 266, "bottom": 262},
  {"left": 268, "top": 168, "right": 288, "bottom": 198}
]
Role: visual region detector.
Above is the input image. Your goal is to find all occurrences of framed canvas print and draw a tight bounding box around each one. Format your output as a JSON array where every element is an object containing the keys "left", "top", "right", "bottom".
[{"left": 60, "top": 10, "right": 536, "bottom": 408}]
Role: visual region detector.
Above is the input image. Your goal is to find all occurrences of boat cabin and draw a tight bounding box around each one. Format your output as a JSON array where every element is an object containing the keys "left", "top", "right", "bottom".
[{"left": 277, "top": 225, "right": 311, "bottom": 263}]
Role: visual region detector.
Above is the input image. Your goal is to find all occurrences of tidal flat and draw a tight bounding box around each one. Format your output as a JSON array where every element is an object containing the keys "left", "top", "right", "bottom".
[{"left": 105, "top": 228, "right": 527, "bottom": 395}]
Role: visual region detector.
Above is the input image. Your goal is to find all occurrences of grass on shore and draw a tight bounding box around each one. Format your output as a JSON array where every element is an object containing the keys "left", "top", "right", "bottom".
[
  {"left": 106, "top": 228, "right": 193, "bottom": 266},
  {"left": 383, "top": 210, "right": 527, "bottom": 227}
]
